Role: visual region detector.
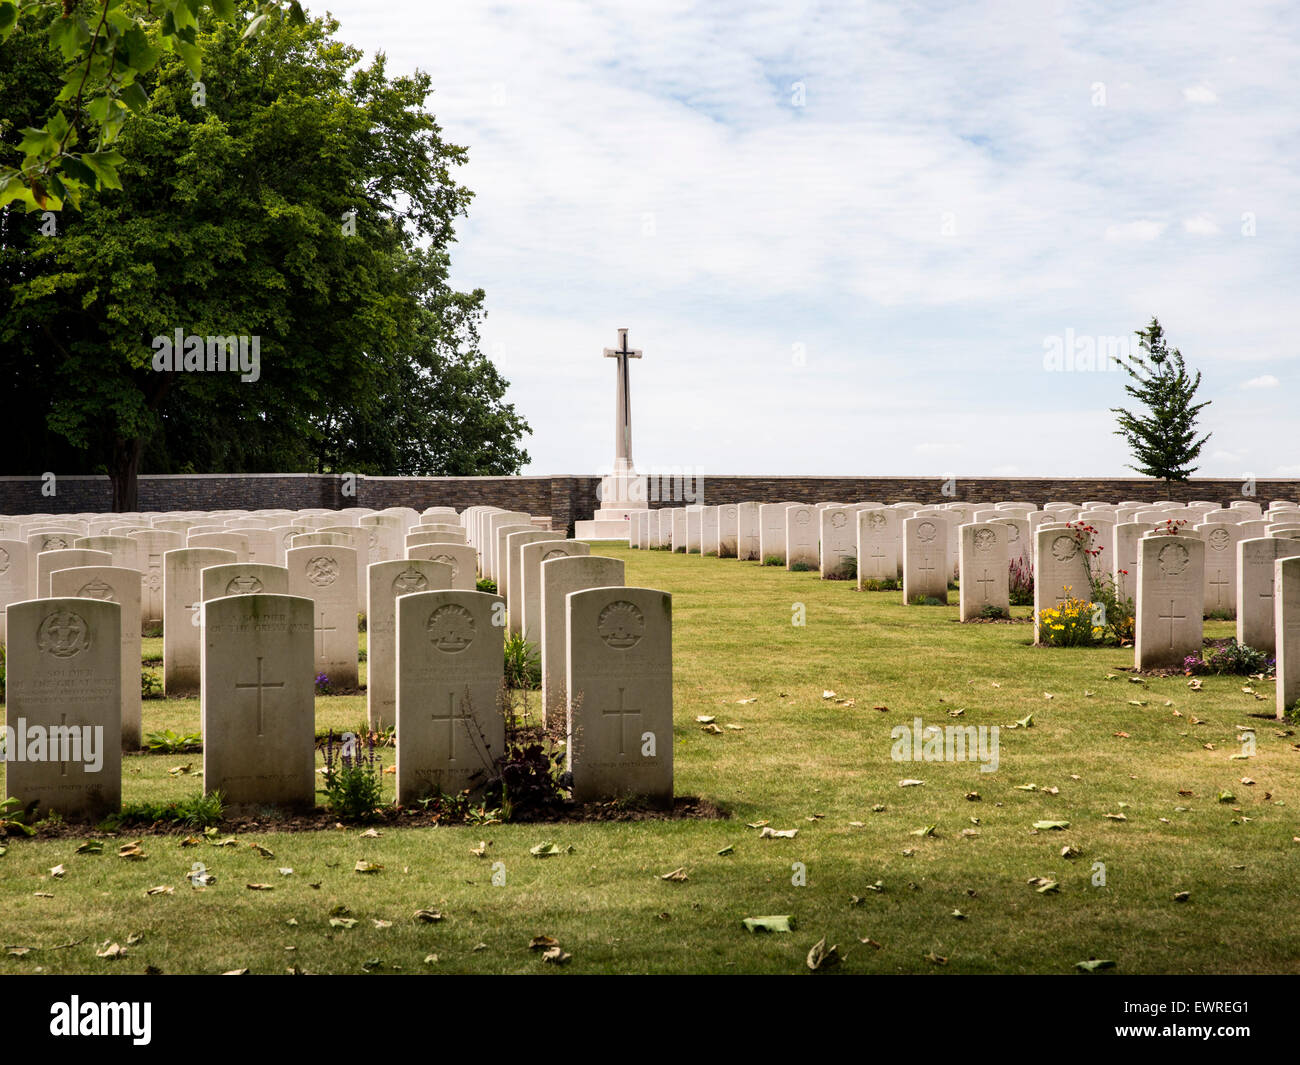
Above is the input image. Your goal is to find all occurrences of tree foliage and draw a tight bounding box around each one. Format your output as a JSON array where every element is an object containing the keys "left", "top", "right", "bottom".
[
  {"left": 1, "top": 2, "right": 531, "bottom": 508},
  {"left": 0, "top": 0, "right": 306, "bottom": 212},
  {"left": 1111, "top": 318, "right": 1211, "bottom": 492}
]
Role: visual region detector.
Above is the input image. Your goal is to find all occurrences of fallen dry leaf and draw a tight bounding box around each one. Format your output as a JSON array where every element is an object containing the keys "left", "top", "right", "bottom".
[{"left": 806, "top": 937, "right": 840, "bottom": 971}]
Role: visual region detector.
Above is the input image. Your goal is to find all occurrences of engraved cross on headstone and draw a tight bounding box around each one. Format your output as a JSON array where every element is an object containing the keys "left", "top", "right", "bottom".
[
  {"left": 430, "top": 690, "right": 470, "bottom": 762},
  {"left": 235, "top": 656, "right": 284, "bottom": 737},
  {"left": 1209, "top": 571, "right": 1230, "bottom": 607},
  {"left": 1159, "top": 599, "right": 1187, "bottom": 649},
  {"left": 602, "top": 686, "right": 641, "bottom": 756},
  {"left": 975, "top": 569, "right": 995, "bottom": 600},
  {"left": 315, "top": 610, "right": 336, "bottom": 660},
  {"left": 603, "top": 328, "right": 642, "bottom": 469}
]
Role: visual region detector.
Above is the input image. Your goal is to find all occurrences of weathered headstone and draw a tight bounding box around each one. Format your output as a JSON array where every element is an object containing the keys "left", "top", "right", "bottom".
[
  {"left": 187, "top": 531, "right": 251, "bottom": 562},
  {"left": 72, "top": 535, "right": 139, "bottom": 571},
  {"left": 1237, "top": 538, "right": 1300, "bottom": 654},
  {"left": 163, "top": 547, "right": 238, "bottom": 695},
  {"left": 129, "top": 529, "right": 182, "bottom": 633},
  {"left": 959, "top": 523, "right": 1010, "bottom": 621},
  {"left": 903, "top": 516, "right": 949, "bottom": 604},
  {"left": 1197, "top": 522, "right": 1242, "bottom": 617},
  {"left": 0, "top": 538, "right": 31, "bottom": 644},
  {"left": 505, "top": 529, "right": 564, "bottom": 634},
  {"left": 519, "top": 539, "right": 590, "bottom": 643},
  {"left": 699, "top": 506, "right": 719, "bottom": 556},
  {"left": 37, "top": 548, "right": 112, "bottom": 596},
  {"left": 395, "top": 589, "right": 505, "bottom": 803},
  {"left": 759, "top": 503, "right": 794, "bottom": 564},
  {"left": 566, "top": 587, "right": 672, "bottom": 806},
  {"left": 1112, "top": 521, "right": 1147, "bottom": 604},
  {"left": 4, "top": 597, "right": 121, "bottom": 818},
  {"left": 856, "top": 508, "right": 899, "bottom": 585},
  {"left": 366, "top": 559, "right": 453, "bottom": 730},
  {"left": 202, "top": 594, "right": 315, "bottom": 807},
  {"left": 716, "top": 504, "right": 739, "bottom": 558},
  {"left": 200, "top": 563, "right": 289, "bottom": 602},
  {"left": 1033, "top": 527, "right": 1092, "bottom": 643},
  {"left": 49, "top": 566, "right": 142, "bottom": 748},
  {"left": 819, "top": 507, "right": 856, "bottom": 578},
  {"left": 670, "top": 508, "right": 688, "bottom": 553},
  {"left": 285, "top": 545, "right": 359, "bottom": 690},
  {"left": 540, "top": 554, "right": 625, "bottom": 727},
  {"left": 1135, "top": 535, "right": 1205, "bottom": 670},
  {"left": 407, "top": 542, "right": 477, "bottom": 590},
  {"left": 290, "top": 532, "right": 352, "bottom": 550},
  {"left": 1276, "top": 557, "right": 1300, "bottom": 720}
]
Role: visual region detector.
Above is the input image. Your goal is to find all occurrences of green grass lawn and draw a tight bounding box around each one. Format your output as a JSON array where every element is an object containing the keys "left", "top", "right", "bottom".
[{"left": 2, "top": 545, "right": 1296, "bottom": 974}]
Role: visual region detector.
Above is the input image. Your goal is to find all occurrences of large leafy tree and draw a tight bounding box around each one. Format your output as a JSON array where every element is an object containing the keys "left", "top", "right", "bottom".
[
  {"left": 1111, "top": 318, "right": 1211, "bottom": 495},
  {"left": 1, "top": 3, "right": 530, "bottom": 509}
]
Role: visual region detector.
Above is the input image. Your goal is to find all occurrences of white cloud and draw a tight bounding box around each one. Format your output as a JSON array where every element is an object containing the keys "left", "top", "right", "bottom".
[
  {"left": 1183, "top": 84, "right": 1219, "bottom": 104},
  {"left": 1105, "top": 220, "right": 1167, "bottom": 242},
  {"left": 1183, "top": 214, "right": 1220, "bottom": 235},
  {"left": 1241, "top": 374, "right": 1280, "bottom": 389}
]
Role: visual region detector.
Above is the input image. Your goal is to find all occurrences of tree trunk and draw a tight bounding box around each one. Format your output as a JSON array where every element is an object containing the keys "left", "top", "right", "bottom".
[{"left": 110, "top": 436, "right": 143, "bottom": 512}]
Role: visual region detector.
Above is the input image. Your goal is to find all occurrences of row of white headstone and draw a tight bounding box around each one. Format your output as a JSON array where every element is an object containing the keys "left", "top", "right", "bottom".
[
  {"left": 631, "top": 498, "right": 1300, "bottom": 719},
  {"left": 1, "top": 504, "right": 673, "bottom": 820}
]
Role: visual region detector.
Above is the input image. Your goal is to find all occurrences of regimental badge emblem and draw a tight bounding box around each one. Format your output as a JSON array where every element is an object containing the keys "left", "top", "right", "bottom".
[
  {"left": 432, "top": 553, "right": 459, "bottom": 579},
  {"left": 391, "top": 567, "right": 428, "bottom": 595},
  {"left": 306, "top": 556, "right": 339, "bottom": 587},
  {"left": 598, "top": 601, "right": 645, "bottom": 649},
  {"left": 542, "top": 548, "right": 568, "bottom": 562},
  {"left": 44, "top": 536, "right": 69, "bottom": 551},
  {"left": 1051, "top": 535, "right": 1079, "bottom": 562},
  {"left": 868, "top": 512, "right": 887, "bottom": 531},
  {"left": 795, "top": 510, "right": 812, "bottom": 526},
  {"left": 37, "top": 610, "right": 90, "bottom": 658},
  {"left": 77, "top": 578, "right": 116, "bottom": 601},
  {"left": 973, "top": 528, "right": 996, "bottom": 553},
  {"left": 917, "top": 521, "right": 938, "bottom": 544},
  {"left": 0, "top": 547, "right": 9, "bottom": 574},
  {"left": 1158, "top": 542, "right": 1190, "bottom": 576},
  {"left": 830, "top": 513, "right": 847, "bottom": 530},
  {"left": 427, "top": 604, "right": 475, "bottom": 653},
  {"left": 1209, "top": 529, "right": 1230, "bottom": 552},
  {"left": 226, "top": 575, "right": 263, "bottom": 595}
]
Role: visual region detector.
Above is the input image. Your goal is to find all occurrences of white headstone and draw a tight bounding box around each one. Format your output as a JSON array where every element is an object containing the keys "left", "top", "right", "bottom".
[
  {"left": 4, "top": 597, "right": 121, "bottom": 818},
  {"left": 1135, "top": 535, "right": 1205, "bottom": 670},
  {"left": 48, "top": 566, "right": 142, "bottom": 748},
  {"left": 285, "top": 546, "right": 359, "bottom": 690},
  {"left": 163, "top": 547, "right": 238, "bottom": 695},
  {"left": 1276, "top": 557, "right": 1300, "bottom": 721},
  {"left": 856, "top": 508, "right": 899, "bottom": 585},
  {"left": 903, "top": 516, "right": 949, "bottom": 604},
  {"left": 407, "top": 542, "right": 477, "bottom": 590},
  {"left": 540, "top": 555, "right": 625, "bottom": 727},
  {"left": 396, "top": 589, "right": 505, "bottom": 803},
  {"left": 202, "top": 594, "right": 315, "bottom": 807},
  {"left": 366, "top": 560, "right": 453, "bottom": 730},
  {"left": 959, "top": 523, "right": 1010, "bottom": 620},
  {"left": 1237, "top": 538, "right": 1300, "bottom": 654},
  {"left": 819, "top": 507, "right": 856, "bottom": 579},
  {"left": 566, "top": 586, "right": 672, "bottom": 806}
]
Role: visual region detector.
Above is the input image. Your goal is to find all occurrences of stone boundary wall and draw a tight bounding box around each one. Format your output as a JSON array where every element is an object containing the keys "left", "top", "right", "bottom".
[{"left": 2, "top": 474, "right": 1296, "bottom": 535}]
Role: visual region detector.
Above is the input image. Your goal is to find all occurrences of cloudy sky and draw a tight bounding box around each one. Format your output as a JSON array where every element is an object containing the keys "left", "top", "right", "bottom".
[{"left": 307, "top": 0, "right": 1297, "bottom": 480}]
